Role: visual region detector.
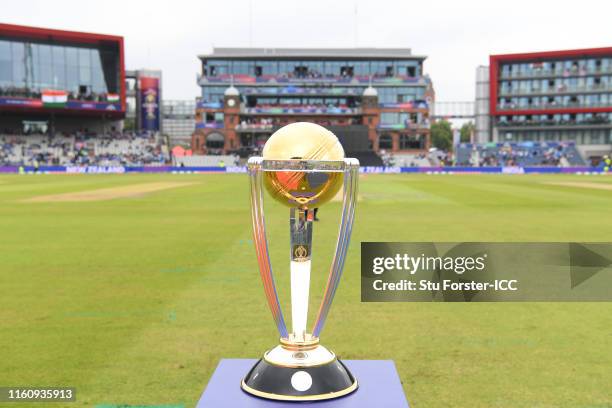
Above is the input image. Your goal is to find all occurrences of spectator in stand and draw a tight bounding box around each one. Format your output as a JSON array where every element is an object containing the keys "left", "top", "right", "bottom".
[
  {"left": 455, "top": 142, "right": 586, "bottom": 167},
  {"left": 0, "top": 130, "right": 168, "bottom": 167}
]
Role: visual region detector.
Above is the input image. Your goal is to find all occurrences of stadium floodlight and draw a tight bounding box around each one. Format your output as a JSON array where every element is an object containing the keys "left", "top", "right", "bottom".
[{"left": 242, "top": 122, "right": 359, "bottom": 401}]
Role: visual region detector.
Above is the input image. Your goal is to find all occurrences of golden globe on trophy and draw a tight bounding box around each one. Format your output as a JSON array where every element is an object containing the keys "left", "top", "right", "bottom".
[{"left": 241, "top": 122, "right": 360, "bottom": 401}]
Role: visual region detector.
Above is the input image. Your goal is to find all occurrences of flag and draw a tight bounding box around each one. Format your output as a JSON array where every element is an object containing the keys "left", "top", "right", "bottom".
[
  {"left": 41, "top": 90, "right": 67, "bottom": 108},
  {"left": 107, "top": 93, "right": 120, "bottom": 102}
]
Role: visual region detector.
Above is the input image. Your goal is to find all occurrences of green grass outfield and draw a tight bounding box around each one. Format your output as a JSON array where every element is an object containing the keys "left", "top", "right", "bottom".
[{"left": 0, "top": 173, "right": 611, "bottom": 408}]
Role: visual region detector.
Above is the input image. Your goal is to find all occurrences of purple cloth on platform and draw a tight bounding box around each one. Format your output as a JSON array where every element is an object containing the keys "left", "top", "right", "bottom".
[{"left": 196, "top": 359, "right": 409, "bottom": 407}]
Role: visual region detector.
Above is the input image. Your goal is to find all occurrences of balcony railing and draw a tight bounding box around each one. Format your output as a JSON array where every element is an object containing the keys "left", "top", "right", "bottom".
[
  {"left": 499, "top": 67, "right": 612, "bottom": 80},
  {"left": 197, "top": 73, "right": 428, "bottom": 86},
  {"left": 498, "top": 84, "right": 612, "bottom": 97},
  {"left": 379, "top": 101, "right": 429, "bottom": 110},
  {"left": 497, "top": 101, "right": 612, "bottom": 111},
  {"left": 240, "top": 86, "right": 363, "bottom": 96},
  {"left": 240, "top": 106, "right": 361, "bottom": 115},
  {"left": 235, "top": 123, "right": 274, "bottom": 132},
  {"left": 497, "top": 120, "right": 612, "bottom": 130},
  {"left": 235, "top": 120, "right": 364, "bottom": 131},
  {"left": 378, "top": 122, "right": 430, "bottom": 130},
  {"left": 195, "top": 100, "right": 430, "bottom": 113}
]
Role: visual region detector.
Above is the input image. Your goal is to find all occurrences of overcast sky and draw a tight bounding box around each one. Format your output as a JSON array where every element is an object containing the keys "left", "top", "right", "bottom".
[{"left": 3, "top": 0, "right": 611, "bottom": 101}]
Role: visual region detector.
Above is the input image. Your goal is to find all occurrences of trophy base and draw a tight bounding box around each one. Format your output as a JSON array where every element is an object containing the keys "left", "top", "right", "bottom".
[
  {"left": 241, "top": 357, "right": 357, "bottom": 401},
  {"left": 241, "top": 341, "right": 357, "bottom": 401}
]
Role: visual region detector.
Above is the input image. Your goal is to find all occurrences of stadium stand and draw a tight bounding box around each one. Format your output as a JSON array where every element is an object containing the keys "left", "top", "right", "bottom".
[
  {"left": 383, "top": 153, "right": 431, "bottom": 167},
  {"left": 0, "top": 131, "right": 168, "bottom": 166},
  {"left": 173, "top": 155, "right": 239, "bottom": 167},
  {"left": 455, "top": 142, "right": 586, "bottom": 167},
  {"left": 0, "top": 86, "right": 115, "bottom": 104}
]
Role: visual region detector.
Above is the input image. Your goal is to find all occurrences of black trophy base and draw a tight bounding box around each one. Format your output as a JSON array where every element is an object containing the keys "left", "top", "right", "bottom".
[{"left": 241, "top": 358, "right": 358, "bottom": 401}]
